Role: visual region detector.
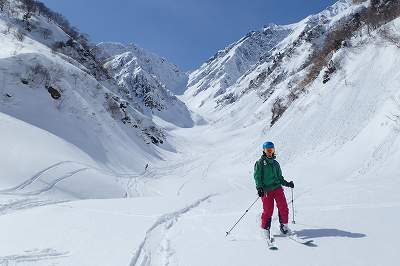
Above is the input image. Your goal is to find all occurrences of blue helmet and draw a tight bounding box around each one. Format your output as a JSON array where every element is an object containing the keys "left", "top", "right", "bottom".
[{"left": 263, "top": 141, "right": 274, "bottom": 149}]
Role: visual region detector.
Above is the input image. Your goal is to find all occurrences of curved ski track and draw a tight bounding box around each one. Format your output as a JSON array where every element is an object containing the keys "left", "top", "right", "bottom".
[
  {"left": 0, "top": 248, "right": 69, "bottom": 265},
  {"left": 129, "top": 194, "right": 216, "bottom": 266}
]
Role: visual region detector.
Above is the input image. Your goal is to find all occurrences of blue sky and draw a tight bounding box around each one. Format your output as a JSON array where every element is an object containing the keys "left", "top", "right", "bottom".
[{"left": 40, "top": 0, "right": 337, "bottom": 70}]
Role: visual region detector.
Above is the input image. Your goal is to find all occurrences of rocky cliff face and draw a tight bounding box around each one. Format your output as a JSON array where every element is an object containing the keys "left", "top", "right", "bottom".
[
  {"left": 185, "top": 0, "right": 379, "bottom": 123},
  {"left": 96, "top": 42, "right": 193, "bottom": 128},
  {"left": 187, "top": 24, "right": 293, "bottom": 103}
]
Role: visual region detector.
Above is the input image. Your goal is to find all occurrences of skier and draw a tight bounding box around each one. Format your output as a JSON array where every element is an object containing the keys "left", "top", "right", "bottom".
[{"left": 254, "top": 141, "right": 294, "bottom": 240}]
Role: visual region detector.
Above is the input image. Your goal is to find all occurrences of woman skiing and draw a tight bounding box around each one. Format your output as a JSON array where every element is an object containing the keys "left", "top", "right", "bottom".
[{"left": 253, "top": 141, "right": 294, "bottom": 239}]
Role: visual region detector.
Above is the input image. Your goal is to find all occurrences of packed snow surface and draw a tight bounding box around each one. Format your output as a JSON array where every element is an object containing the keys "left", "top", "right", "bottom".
[{"left": 1, "top": 1, "right": 400, "bottom": 266}]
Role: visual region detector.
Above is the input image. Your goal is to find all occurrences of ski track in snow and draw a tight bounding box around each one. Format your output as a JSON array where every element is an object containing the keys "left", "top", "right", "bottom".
[
  {"left": 129, "top": 194, "right": 216, "bottom": 266},
  {"left": 125, "top": 151, "right": 206, "bottom": 197},
  {"left": 0, "top": 249, "right": 69, "bottom": 266},
  {"left": 0, "top": 159, "right": 153, "bottom": 199},
  {"left": 0, "top": 160, "right": 147, "bottom": 195},
  {"left": 176, "top": 163, "right": 204, "bottom": 196},
  {"left": 0, "top": 159, "right": 149, "bottom": 217},
  {"left": 0, "top": 168, "right": 90, "bottom": 196},
  {"left": 0, "top": 198, "right": 67, "bottom": 216},
  {"left": 0, "top": 161, "right": 73, "bottom": 193}
]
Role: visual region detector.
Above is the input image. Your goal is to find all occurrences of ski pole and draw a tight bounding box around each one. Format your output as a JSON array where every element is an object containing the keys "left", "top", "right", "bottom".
[
  {"left": 291, "top": 188, "right": 296, "bottom": 224},
  {"left": 226, "top": 197, "right": 260, "bottom": 237}
]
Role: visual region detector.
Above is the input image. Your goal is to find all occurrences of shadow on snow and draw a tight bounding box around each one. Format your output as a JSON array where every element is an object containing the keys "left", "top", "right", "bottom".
[{"left": 295, "top": 228, "right": 366, "bottom": 239}]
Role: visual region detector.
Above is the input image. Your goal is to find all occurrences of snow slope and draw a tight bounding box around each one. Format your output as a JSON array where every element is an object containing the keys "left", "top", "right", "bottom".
[
  {"left": 0, "top": 0, "right": 180, "bottom": 203},
  {"left": 2, "top": 1, "right": 400, "bottom": 266}
]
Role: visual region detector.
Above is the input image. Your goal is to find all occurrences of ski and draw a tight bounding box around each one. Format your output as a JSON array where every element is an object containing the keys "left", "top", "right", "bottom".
[
  {"left": 273, "top": 232, "right": 314, "bottom": 246},
  {"left": 266, "top": 236, "right": 278, "bottom": 250},
  {"left": 286, "top": 233, "right": 314, "bottom": 246}
]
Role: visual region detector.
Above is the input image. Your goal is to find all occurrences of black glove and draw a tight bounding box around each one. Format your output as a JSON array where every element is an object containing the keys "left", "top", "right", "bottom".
[
  {"left": 286, "top": 181, "right": 294, "bottom": 188},
  {"left": 257, "top": 187, "right": 264, "bottom": 197}
]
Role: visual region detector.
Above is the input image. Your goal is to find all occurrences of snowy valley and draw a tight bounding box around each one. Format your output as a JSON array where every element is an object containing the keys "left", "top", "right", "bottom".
[{"left": 1, "top": 0, "right": 400, "bottom": 265}]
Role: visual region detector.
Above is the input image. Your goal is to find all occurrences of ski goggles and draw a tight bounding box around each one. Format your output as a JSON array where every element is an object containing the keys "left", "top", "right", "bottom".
[{"left": 264, "top": 148, "right": 275, "bottom": 153}]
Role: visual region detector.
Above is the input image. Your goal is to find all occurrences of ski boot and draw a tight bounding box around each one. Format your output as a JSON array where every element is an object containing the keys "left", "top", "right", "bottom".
[
  {"left": 262, "top": 228, "right": 271, "bottom": 240},
  {"left": 280, "top": 223, "right": 292, "bottom": 235}
]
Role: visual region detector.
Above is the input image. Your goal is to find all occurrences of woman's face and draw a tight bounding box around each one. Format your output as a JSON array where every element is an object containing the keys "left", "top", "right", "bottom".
[{"left": 264, "top": 148, "right": 274, "bottom": 158}]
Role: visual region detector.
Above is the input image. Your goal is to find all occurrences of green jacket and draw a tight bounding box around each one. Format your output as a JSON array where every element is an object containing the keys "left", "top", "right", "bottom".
[{"left": 253, "top": 154, "right": 290, "bottom": 192}]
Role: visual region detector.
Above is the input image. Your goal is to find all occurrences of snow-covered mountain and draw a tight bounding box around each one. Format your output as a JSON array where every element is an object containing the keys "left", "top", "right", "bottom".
[
  {"left": 0, "top": 0, "right": 192, "bottom": 198},
  {"left": 185, "top": 0, "right": 368, "bottom": 118},
  {"left": 2, "top": 0, "right": 400, "bottom": 265},
  {"left": 96, "top": 42, "right": 193, "bottom": 128},
  {"left": 96, "top": 42, "right": 188, "bottom": 95},
  {"left": 187, "top": 24, "right": 293, "bottom": 102}
]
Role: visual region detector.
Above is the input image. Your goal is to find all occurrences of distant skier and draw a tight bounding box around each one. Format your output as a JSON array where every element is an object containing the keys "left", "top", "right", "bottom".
[{"left": 253, "top": 141, "right": 294, "bottom": 239}]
